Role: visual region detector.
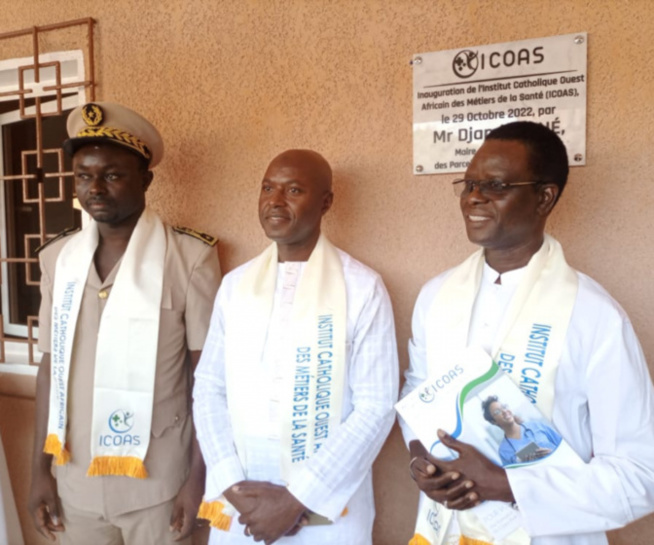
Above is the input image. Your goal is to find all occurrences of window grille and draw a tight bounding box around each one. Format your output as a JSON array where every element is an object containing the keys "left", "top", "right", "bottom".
[{"left": 0, "top": 19, "right": 96, "bottom": 365}]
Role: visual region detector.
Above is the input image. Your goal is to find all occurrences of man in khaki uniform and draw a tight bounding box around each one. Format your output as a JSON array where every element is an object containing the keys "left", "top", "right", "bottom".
[{"left": 29, "top": 102, "right": 221, "bottom": 545}]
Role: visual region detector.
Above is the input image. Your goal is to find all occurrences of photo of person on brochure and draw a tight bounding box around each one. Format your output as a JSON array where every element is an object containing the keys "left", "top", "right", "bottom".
[{"left": 481, "top": 395, "right": 562, "bottom": 465}]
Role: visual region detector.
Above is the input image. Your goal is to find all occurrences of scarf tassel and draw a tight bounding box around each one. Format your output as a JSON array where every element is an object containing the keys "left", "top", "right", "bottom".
[
  {"left": 43, "top": 434, "right": 71, "bottom": 466},
  {"left": 459, "top": 537, "right": 493, "bottom": 545},
  {"left": 408, "top": 533, "right": 493, "bottom": 545},
  {"left": 198, "top": 500, "right": 232, "bottom": 530},
  {"left": 86, "top": 456, "right": 148, "bottom": 478}
]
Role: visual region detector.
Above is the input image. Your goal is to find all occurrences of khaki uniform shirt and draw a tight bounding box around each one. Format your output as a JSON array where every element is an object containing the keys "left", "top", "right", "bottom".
[{"left": 38, "top": 224, "right": 221, "bottom": 517}]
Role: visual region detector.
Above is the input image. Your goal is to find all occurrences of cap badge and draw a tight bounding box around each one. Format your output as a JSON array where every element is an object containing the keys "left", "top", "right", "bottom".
[{"left": 81, "top": 103, "right": 104, "bottom": 127}]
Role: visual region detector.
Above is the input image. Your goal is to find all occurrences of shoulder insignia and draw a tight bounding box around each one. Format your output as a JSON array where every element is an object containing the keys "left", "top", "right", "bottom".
[
  {"left": 34, "top": 226, "right": 80, "bottom": 255},
  {"left": 173, "top": 226, "right": 218, "bottom": 247}
]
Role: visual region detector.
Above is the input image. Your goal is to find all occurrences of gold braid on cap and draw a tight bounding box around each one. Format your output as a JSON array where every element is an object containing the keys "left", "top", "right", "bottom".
[{"left": 76, "top": 126, "right": 152, "bottom": 161}]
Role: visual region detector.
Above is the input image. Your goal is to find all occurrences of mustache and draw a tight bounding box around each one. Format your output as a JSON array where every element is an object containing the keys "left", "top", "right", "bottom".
[{"left": 85, "top": 197, "right": 113, "bottom": 205}]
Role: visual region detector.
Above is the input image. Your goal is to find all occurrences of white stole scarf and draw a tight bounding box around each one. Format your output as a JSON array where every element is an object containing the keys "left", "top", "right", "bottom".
[
  {"left": 44, "top": 207, "right": 165, "bottom": 479},
  {"left": 198, "top": 234, "right": 347, "bottom": 530},
  {"left": 411, "top": 235, "right": 578, "bottom": 545}
]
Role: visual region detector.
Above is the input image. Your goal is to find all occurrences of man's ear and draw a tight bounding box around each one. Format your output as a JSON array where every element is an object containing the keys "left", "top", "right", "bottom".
[
  {"left": 537, "top": 183, "right": 559, "bottom": 217},
  {"left": 321, "top": 191, "right": 334, "bottom": 216},
  {"left": 142, "top": 170, "right": 154, "bottom": 192}
]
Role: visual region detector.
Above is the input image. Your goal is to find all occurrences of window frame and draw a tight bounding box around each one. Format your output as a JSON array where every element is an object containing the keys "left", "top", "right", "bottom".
[{"left": 0, "top": 50, "right": 88, "bottom": 364}]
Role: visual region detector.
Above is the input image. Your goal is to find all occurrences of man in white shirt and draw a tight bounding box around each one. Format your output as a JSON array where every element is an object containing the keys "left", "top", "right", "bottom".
[
  {"left": 193, "top": 149, "right": 398, "bottom": 545},
  {"left": 401, "top": 121, "right": 654, "bottom": 545}
]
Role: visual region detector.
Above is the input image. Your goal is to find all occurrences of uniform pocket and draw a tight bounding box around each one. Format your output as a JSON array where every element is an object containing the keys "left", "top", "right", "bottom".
[{"left": 151, "top": 393, "right": 189, "bottom": 438}]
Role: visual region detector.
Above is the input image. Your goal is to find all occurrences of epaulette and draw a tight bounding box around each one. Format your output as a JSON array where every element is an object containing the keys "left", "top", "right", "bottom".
[
  {"left": 34, "top": 226, "right": 80, "bottom": 255},
  {"left": 172, "top": 226, "right": 218, "bottom": 247}
]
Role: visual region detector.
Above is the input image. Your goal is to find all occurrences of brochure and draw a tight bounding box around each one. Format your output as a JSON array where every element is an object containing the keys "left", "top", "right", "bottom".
[{"left": 396, "top": 347, "right": 583, "bottom": 542}]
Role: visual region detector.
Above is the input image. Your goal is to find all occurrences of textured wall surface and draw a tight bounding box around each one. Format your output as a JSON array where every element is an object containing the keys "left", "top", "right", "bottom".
[{"left": 1, "top": 1, "right": 653, "bottom": 544}]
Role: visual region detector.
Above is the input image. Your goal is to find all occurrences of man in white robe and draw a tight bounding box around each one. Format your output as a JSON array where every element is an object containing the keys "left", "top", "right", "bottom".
[
  {"left": 401, "top": 121, "right": 654, "bottom": 545},
  {"left": 193, "top": 149, "right": 399, "bottom": 544}
]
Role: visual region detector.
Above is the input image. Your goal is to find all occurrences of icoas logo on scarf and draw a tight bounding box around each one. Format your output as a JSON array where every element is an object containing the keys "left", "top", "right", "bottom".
[
  {"left": 108, "top": 410, "right": 134, "bottom": 433},
  {"left": 101, "top": 409, "right": 140, "bottom": 447}
]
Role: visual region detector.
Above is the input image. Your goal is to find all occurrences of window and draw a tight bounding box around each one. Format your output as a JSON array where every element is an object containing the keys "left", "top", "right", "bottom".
[{"left": 0, "top": 50, "right": 87, "bottom": 364}]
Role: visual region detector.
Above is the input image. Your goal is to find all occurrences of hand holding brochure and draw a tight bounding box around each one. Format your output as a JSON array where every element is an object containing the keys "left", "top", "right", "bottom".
[{"left": 396, "top": 347, "right": 584, "bottom": 542}]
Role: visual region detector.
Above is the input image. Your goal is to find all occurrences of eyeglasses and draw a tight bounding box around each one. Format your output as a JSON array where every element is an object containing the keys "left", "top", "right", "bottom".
[
  {"left": 453, "top": 179, "right": 541, "bottom": 198},
  {"left": 491, "top": 404, "right": 510, "bottom": 417}
]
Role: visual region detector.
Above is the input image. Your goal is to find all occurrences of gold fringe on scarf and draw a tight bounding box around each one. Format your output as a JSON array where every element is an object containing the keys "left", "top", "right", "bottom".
[
  {"left": 43, "top": 434, "right": 71, "bottom": 465},
  {"left": 409, "top": 534, "right": 431, "bottom": 545},
  {"left": 196, "top": 500, "right": 348, "bottom": 532},
  {"left": 86, "top": 456, "right": 148, "bottom": 478},
  {"left": 198, "top": 500, "right": 232, "bottom": 530},
  {"left": 408, "top": 530, "right": 493, "bottom": 544},
  {"left": 460, "top": 536, "right": 493, "bottom": 545}
]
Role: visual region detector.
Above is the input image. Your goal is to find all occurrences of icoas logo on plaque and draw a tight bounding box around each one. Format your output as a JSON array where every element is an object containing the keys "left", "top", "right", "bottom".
[{"left": 452, "top": 50, "right": 479, "bottom": 79}]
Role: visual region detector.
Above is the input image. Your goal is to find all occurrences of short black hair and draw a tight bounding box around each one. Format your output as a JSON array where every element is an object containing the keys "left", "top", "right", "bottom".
[
  {"left": 481, "top": 395, "right": 499, "bottom": 424},
  {"left": 486, "top": 121, "right": 569, "bottom": 201}
]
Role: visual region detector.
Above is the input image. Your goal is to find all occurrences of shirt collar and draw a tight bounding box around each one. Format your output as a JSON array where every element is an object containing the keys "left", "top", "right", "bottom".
[{"left": 482, "top": 261, "right": 527, "bottom": 288}]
